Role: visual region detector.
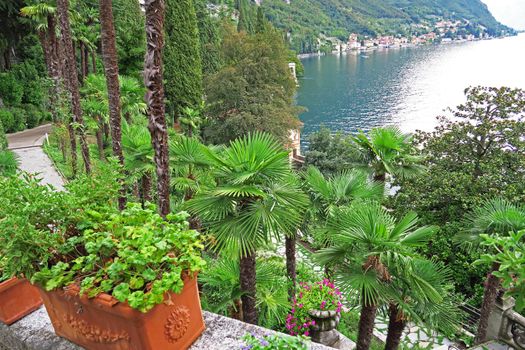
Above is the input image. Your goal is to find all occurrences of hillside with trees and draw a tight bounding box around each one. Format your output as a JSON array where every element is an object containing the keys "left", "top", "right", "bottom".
[{"left": 256, "top": 0, "right": 514, "bottom": 52}]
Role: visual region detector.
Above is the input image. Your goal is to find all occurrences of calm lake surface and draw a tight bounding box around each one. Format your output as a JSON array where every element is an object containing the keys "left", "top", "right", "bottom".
[{"left": 297, "top": 33, "right": 525, "bottom": 143}]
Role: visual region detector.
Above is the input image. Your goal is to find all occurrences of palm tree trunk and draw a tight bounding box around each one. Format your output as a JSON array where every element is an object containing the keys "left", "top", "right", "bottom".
[
  {"left": 385, "top": 304, "right": 406, "bottom": 350},
  {"left": 79, "top": 41, "right": 86, "bottom": 80},
  {"left": 240, "top": 253, "right": 258, "bottom": 325},
  {"left": 91, "top": 50, "right": 97, "bottom": 73},
  {"left": 356, "top": 302, "right": 378, "bottom": 350},
  {"left": 144, "top": 0, "right": 170, "bottom": 218},
  {"left": 475, "top": 261, "right": 501, "bottom": 344},
  {"left": 285, "top": 234, "right": 297, "bottom": 301},
  {"left": 142, "top": 172, "right": 153, "bottom": 202},
  {"left": 57, "top": 0, "right": 91, "bottom": 175},
  {"left": 99, "top": 0, "right": 127, "bottom": 210}
]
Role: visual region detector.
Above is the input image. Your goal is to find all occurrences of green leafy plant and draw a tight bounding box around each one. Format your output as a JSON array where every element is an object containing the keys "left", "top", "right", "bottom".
[
  {"left": 241, "top": 333, "right": 309, "bottom": 350},
  {"left": 476, "top": 230, "right": 525, "bottom": 311},
  {"left": 32, "top": 203, "right": 206, "bottom": 312}
]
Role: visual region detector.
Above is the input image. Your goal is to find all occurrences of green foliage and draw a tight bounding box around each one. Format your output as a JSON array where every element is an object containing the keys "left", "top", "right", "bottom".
[
  {"left": 200, "top": 255, "right": 292, "bottom": 329},
  {"left": 260, "top": 0, "right": 512, "bottom": 53},
  {"left": 241, "top": 333, "right": 309, "bottom": 350},
  {"left": 304, "top": 127, "right": 360, "bottom": 176},
  {"left": 186, "top": 132, "right": 308, "bottom": 257},
  {"left": 8, "top": 107, "right": 27, "bottom": 132},
  {"left": 113, "top": 0, "right": 146, "bottom": 76},
  {"left": 0, "top": 118, "right": 8, "bottom": 150},
  {"left": 0, "top": 109, "right": 14, "bottom": 134},
  {"left": 194, "top": 0, "right": 223, "bottom": 75},
  {"left": 204, "top": 25, "right": 302, "bottom": 145},
  {"left": 0, "top": 71, "right": 24, "bottom": 106},
  {"left": 0, "top": 150, "right": 18, "bottom": 176},
  {"left": 32, "top": 203, "right": 206, "bottom": 312},
  {"left": 476, "top": 231, "right": 525, "bottom": 311},
  {"left": 353, "top": 126, "right": 424, "bottom": 181},
  {"left": 390, "top": 86, "right": 525, "bottom": 303},
  {"left": 316, "top": 201, "right": 437, "bottom": 306},
  {"left": 164, "top": 0, "right": 203, "bottom": 122}
]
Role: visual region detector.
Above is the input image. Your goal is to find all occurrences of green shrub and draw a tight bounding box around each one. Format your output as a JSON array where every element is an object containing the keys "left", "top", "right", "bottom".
[
  {"left": 0, "top": 109, "right": 15, "bottom": 133},
  {"left": 0, "top": 72, "right": 24, "bottom": 106},
  {"left": 0, "top": 151, "right": 18, "bottom": 176},
  {"left": 24, "top": 104, "right": 42, "bottom": 128},
  {"left": 11, "top": 62, "right": 47, "bottom": 107},
  {"left": 0, "top": 119, "right": 7, "bottom": 150},
  {"left": 9, "top": 107, "right": 27, "bottom": 132}
]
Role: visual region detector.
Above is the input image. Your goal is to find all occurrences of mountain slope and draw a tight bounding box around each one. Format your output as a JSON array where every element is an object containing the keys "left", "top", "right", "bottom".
[{"left": 260, "top": 0, "right": 512, "bottom": 52}]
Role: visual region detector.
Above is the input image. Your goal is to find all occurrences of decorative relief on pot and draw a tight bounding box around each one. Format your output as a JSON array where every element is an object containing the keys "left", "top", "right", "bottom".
[
  {"left": 64, "top": 315, "right": 130, "bottom": 343},
  {"left": 164, "top": 306, "right": 191, "bottom": 343}
]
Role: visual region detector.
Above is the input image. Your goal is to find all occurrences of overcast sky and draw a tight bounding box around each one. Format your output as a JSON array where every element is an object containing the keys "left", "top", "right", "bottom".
[{"left": 482, "top": 0, "right": 525, "bottom": 30}]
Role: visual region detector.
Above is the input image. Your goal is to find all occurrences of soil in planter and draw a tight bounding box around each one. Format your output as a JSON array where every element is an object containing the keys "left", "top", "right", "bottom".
[
  {"left": 39, "top": 277, "right": 205, "bottom": 350},
  {"left": 0, "top": 278, "right": 43, "bottom": 325}
]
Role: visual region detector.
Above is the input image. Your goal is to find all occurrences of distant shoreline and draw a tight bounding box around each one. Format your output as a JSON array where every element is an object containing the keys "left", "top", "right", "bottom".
[{"left": 297, "top": 34, "right": 518, "bottom": 60}]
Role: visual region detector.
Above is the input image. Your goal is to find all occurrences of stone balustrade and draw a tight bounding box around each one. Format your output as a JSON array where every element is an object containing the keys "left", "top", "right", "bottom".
[{"left": 486, "top": 296, "right": 525, "bottom": 350}]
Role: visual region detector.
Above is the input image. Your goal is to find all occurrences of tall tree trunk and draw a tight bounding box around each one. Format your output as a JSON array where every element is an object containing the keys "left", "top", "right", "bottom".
[
  {"left": 141, "top": 172, "right": 152, "bottom": 202},
  {"left": 96, "top": 117, "right": 105, "bottom": 161},
  {"left": 99, "top": 0, "right": 127, "bottom": 210},
  {"left": 57, "top": 0, "right": 91, "bottom": 175},
  {"left": 240, "top": 252, "right": 258, "bottom": 325},
  {"left": 144, "top": 0, "right": 170, "bottom": 217},
  {"left": 385, "top": 304, "right": 406, "bottom": 350},
  {"left": 357, "top": 302, "right": 378, "bottom": 350},
  {"left": 285, "top": 234, "right": 297, "bottom": 301},
  {"left": 91, "top": 50, "right": 97, "bottom": 73},
  {"left": 475, "top": 262, "right": 501, "bottom": 344}
]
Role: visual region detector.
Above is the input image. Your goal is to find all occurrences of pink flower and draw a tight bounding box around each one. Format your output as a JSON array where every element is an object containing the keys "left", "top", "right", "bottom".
[{"left": 304, "top": 331, "right": 310, "bottom": 336}]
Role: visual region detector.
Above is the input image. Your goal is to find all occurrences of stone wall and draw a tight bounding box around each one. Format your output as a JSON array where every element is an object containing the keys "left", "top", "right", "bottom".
[{"left": 0, "top": 306, "right": 335, "bottom": 350}]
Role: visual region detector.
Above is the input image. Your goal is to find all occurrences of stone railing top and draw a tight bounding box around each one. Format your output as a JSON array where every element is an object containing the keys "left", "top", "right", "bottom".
[{"left": 0, "top": 306, "right": 336, "bottom": 350}]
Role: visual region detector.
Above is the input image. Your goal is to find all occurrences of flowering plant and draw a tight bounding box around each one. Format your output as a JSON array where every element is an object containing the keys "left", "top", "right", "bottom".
[
  {"left": 241, "top": 333, "right": 308, "bottom": 350},
  {"left": 286, "top": 279, "right": 343, "bottom": 336}
]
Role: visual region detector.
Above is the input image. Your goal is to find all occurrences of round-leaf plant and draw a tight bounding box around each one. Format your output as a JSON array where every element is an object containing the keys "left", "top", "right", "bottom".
[
  {"left": 286, "top": 279, "right": 343, "bottom": 336},
  {"left": 32, "top": 203, "right": 206, "bottom": 312}
]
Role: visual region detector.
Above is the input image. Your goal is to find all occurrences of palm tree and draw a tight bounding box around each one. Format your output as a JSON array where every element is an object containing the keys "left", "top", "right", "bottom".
[
  {"left": 81, "top": 74, "right": 109, "bottom": 160},
  {"left": 302, "top": 166, "right": 384, "bottom": 277},
  {"left": 119, "top": 75, "right": 146, "bottom": 123},
  {"left": 185, "top": 132, "right": 308, "bottom": 325},
  {"left": 200, "top": 255, "right": 290, "bottom": 328},
  {"left": 57, "top": 0, "right": 91, "bottom": 175},
  {"left": 384, "top": 259, "right": 461, "bottom": 350},
  {"left": 461, "top": 198, "right": 525, "bottom": 344},
  {"left": 144, "top": 0, "right": 170, "bottom": 217},
  {"left": 121, "top": 124, "right": 154, "bottom": 203},
  {"left": 99, "top": 0, "right": 126, "bottom": 210},
  {"left": 168, "top": 134, "right": 214, "bottom": 202},
  {"left": 316, "top": 202, "right": 437, "bottom": 350},
  {"left": 353, "top": 127, "right": 424, "bottom": 183}
]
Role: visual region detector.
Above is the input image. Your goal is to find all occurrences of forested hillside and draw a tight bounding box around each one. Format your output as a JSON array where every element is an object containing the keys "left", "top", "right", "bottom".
[{"left": 258, "top": 0, "right": 512, "bottom": 52}]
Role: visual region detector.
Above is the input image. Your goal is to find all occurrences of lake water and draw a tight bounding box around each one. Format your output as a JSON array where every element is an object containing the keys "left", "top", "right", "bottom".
[{"left": 297, "top": 33, "right": 525, "bottom": 142}]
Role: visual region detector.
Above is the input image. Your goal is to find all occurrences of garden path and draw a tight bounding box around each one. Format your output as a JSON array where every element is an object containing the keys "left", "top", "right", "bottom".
[{"left": 7, "top": 124, "right": 64, "bottom": 190}]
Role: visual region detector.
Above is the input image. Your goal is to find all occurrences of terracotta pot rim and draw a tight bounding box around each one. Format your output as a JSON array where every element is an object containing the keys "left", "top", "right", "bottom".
[
  {"left": 37, "top": 273, "right": 199, "bottom": 316},
  {"left": 0, "top": 277, "right": 24, "bottom": 293}
]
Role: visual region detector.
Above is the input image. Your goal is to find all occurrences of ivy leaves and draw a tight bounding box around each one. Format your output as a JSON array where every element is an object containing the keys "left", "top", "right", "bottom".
[{"left": 32, "top": 203, "right": 206, "bottom": 312}]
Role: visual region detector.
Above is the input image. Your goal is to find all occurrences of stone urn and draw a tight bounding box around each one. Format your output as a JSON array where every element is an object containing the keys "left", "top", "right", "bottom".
[{"left": 308, "top": 309, "right": 341, "bottom": 347}]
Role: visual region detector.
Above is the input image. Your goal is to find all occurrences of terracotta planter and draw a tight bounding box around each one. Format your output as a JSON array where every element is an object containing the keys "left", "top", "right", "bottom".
[
  {"left": 38, "top": 276, "right": 205, "bottom": 350},
  {"left": 308, "top": 309, "right": 341, "bottom": 346},
  {"left": 0, "top": 277, "right": 43, "bottom": 325}
]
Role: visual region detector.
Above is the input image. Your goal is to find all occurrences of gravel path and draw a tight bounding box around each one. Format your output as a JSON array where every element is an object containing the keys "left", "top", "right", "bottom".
[{"left": 7, "top": 124, "right": 65, "bottom": 190}]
